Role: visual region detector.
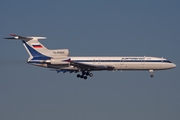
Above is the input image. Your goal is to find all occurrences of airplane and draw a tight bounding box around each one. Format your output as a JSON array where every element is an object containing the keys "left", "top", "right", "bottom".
[{"left": 4, "top": 34, "right": 176, "bottom": 79}]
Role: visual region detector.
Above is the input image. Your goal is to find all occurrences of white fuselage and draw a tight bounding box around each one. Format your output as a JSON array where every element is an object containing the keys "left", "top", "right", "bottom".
[
  {"left": 69, "top": 56, "right": 176, "bottom": 70},
  {"left": 5, "top": 34, "right": 176, "bottom": 79},
  {"left": 36, "top": 56, "right": 176, "bottom": 71}
]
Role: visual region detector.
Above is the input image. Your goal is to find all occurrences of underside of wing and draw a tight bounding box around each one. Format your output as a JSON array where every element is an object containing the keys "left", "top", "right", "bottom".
[{"left": 50, "top": 68, "right": 79, "bottom": 73}]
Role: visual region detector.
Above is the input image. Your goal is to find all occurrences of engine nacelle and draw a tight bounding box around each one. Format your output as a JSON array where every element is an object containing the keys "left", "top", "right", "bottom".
[{"left": 45, "top": 58, "right": 70, "bottom": 65}]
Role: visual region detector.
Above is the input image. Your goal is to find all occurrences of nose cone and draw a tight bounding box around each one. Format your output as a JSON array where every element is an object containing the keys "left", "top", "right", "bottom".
[{"left": 171, "top": 63, "right": 176, "bottom": 68}]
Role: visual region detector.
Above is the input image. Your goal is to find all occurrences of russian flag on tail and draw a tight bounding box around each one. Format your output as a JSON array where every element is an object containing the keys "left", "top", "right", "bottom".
[{"left": 31, "top": 43, "right": 43, "bottom": 48}]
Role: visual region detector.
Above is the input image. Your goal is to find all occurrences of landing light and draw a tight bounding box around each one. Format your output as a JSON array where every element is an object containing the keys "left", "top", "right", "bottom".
[{"left": 15, "top": 36, "right": 19, "bottom": 39}]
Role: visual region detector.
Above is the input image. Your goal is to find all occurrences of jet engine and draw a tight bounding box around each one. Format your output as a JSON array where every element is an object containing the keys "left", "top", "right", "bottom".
[{"left": 45, "top": 58, "right": 70, "bottom": 65}]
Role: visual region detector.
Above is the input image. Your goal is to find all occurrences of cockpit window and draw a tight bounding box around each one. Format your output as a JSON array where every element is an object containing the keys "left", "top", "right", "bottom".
[{"left": 165, "top": 60, "right": 172, "bottom": 63}]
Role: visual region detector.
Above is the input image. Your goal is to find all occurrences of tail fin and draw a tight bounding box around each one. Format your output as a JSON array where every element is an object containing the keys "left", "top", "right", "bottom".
[{"left": 5, "top": 34, "right": 69, "bottom": 60}]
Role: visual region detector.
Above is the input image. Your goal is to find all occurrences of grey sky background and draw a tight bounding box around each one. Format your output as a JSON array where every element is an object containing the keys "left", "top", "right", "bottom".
[{"left": 0, "top": 0, "right": 180, "bottom": 120}]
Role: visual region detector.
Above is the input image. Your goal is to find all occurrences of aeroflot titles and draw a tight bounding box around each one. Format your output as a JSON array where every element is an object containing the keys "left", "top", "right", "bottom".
[{"left": 122, "top": 57, "right": 145, "bottom": 60}]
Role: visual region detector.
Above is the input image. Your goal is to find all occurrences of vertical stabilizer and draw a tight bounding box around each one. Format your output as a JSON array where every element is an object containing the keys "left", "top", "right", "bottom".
[{"left": 4, "top": 34, "right": 69, "bottom": 60}]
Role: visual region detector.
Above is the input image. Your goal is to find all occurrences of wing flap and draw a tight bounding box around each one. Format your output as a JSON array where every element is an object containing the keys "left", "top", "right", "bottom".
[{"left": 50, "top": 68, "right": 79, "bottom": 73}]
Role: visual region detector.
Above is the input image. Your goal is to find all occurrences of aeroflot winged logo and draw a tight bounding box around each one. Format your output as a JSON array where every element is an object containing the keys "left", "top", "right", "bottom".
[{"left": 31, "top": 43, "right": 43, "bottom": 48}]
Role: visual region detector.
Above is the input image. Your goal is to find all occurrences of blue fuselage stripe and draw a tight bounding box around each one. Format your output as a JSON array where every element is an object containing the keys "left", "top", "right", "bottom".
[
  {"left": 22, "top": 41, "right": 50, "bottom": 60},
  {"left": 73, "top": 60, "right": 172, "bottom": 63}
]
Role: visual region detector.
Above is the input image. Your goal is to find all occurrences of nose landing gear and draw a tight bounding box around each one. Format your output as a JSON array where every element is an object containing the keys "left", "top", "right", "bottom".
[
  {"left": 149, "top": 70, "right": 154, "bottom": 78},
  {"left": 150, "top": 73, "right": 154, "bottom": 78}
]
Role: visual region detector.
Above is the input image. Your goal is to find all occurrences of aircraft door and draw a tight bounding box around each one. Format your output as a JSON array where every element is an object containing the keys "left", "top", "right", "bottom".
[
  {"left": 120, "top": 59, "right": 124, "bottom": 65},
  {"left": 98, "top": 59, "right": 101, "bottom": 64},
  {"left": 120, "top": 59, "right": 124, "bottom": 69},
  {"left": 141, "top": 59, "right": 145, "bottom": 65},
  {"left": 93, "top": 59, "right": 101, "bottom": 64}
]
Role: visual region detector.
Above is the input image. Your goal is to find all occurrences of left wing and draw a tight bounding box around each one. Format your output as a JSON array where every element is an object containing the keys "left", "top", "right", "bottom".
[
  {"left": 70, "top": 60, "right": 115, "bottom": 71},
  {"left": 51, "top": 58, "right": 115, "bottom": 73},
  {"left": 50, "top": 68, "right": 79, "bottom": 73}
]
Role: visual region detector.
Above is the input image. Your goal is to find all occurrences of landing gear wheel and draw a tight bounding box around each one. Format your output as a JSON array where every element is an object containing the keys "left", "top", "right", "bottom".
[
  {"left": 76, "top": 71, "right": 93, "bottom": 79},
  {"left": 77, "top": 74, "right": 81, "bottom": 78},
  {"left": 89, "top": 73, "right": 93, "bottom": 77},
  {"left": 150, "top": 74, "right": 154, "bottom": 78},
  {"left": 84, "top": 76, "right": 87, "bottom": 80}
]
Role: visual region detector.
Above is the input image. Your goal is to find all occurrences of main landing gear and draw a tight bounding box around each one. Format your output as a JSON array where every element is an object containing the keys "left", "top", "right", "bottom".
[
  {"left": 77, "top": 71, "right": 93, "bottom": 80},
  {"left": 149, "top": 70, "right": 154, "bottom": 78}
]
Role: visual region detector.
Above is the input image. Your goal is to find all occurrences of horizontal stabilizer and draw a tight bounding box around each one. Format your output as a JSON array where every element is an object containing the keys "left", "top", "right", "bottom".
[{"left": 4, "top": 34, "right": 46, "bottom": 40}]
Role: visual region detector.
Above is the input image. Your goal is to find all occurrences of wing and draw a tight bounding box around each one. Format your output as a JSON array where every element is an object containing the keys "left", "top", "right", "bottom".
[
  {"left": 50, "top": 68, "right": 79, "bottom": 73},
  {"left": 50, "top": 58, "right": 115, "bottom": 73},
  {"left": 70, "top": 60, "right": 115, "bottom": 71}
]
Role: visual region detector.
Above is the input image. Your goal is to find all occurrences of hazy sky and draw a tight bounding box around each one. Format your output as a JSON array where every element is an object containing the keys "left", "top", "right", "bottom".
[{"left": 0, "top": 0, "right": 180, "bottom": 120}]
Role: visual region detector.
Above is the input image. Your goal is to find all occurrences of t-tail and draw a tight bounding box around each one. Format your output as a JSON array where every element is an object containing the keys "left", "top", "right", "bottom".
[{"left": 4, "top": 34, "right": 70, "bottom": 65}]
